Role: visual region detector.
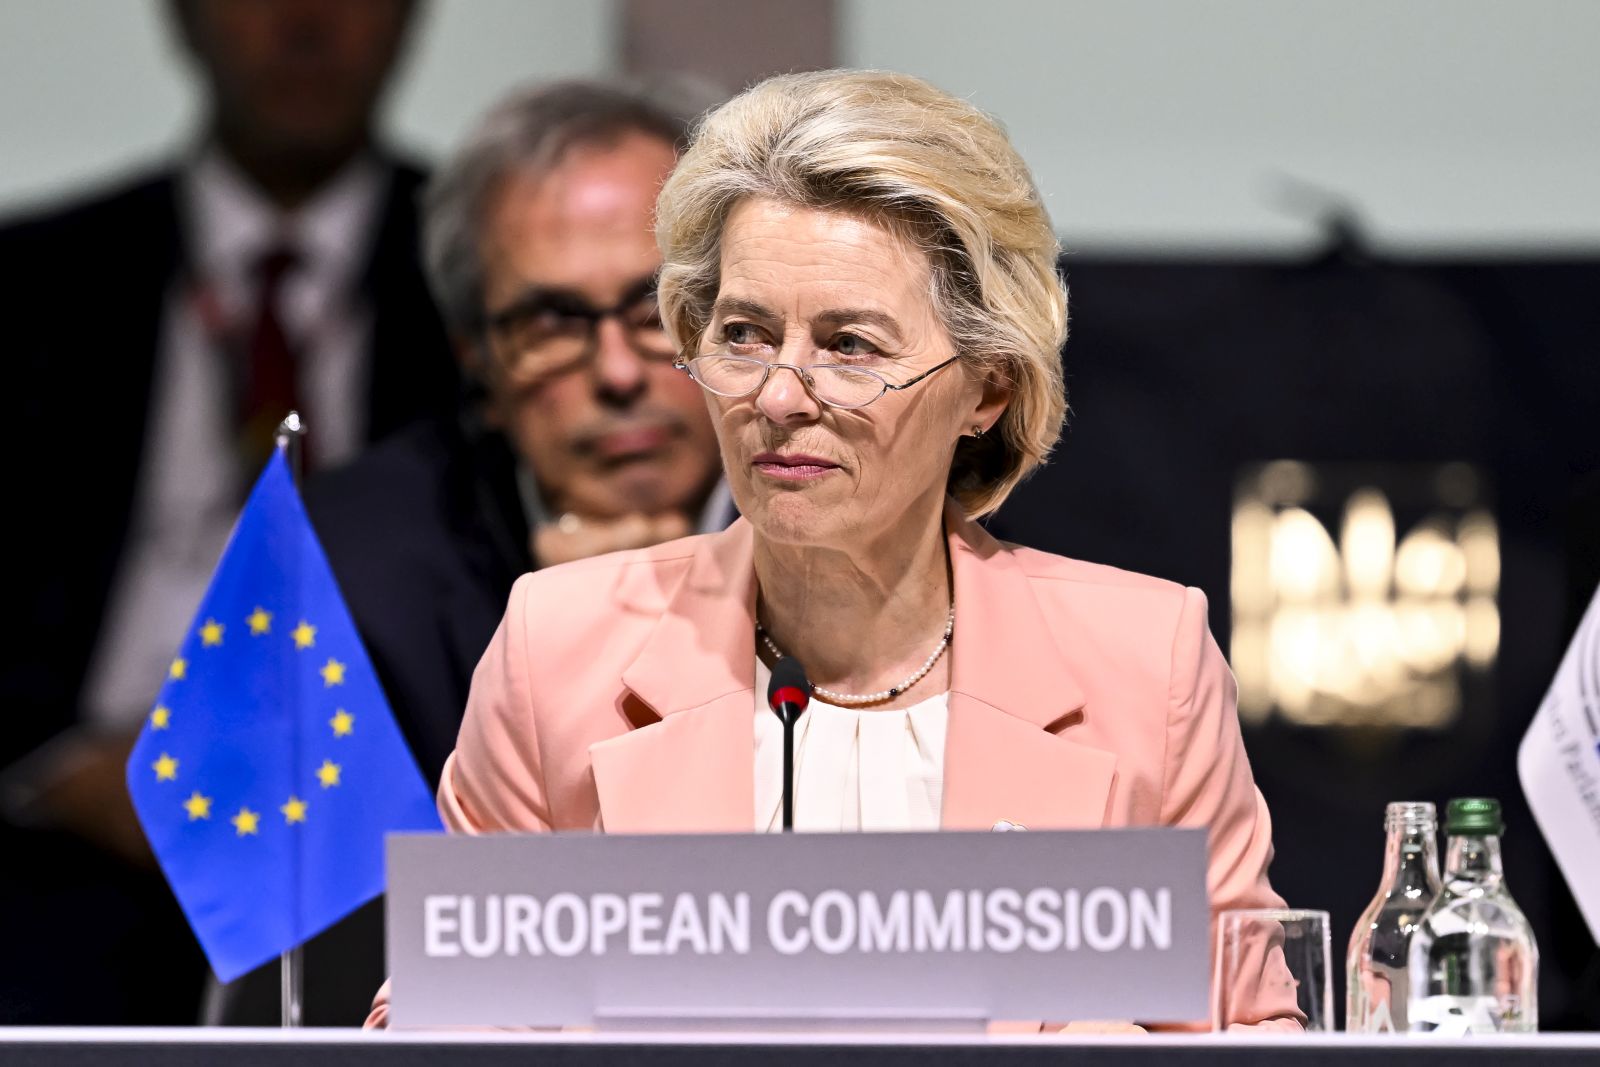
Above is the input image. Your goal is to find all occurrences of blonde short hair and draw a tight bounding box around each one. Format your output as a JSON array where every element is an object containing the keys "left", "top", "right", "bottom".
[{"left": 655, "top": 69, "right": 1067, "bottom": 517}]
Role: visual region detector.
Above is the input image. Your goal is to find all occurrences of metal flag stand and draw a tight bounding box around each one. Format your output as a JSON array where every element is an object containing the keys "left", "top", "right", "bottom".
[{"left": 274, "top": 411, "right": 306, "bottom": 1029}]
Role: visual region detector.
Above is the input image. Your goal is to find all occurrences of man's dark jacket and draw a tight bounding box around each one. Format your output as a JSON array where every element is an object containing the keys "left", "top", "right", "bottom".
[
  {"left": 308, "top": 414, "right": 535, "bottom": 787},
  {"left": 2, "top": 157, "right": 456, "bottom": 766}
]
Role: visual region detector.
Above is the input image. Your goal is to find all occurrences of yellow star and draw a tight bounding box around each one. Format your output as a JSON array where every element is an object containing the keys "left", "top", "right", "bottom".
[
  {"left": 292, "top": 621, "right": 317, "bottom": 650},
  {"left": 319, "top": 658, "right": 346, "bottom": 687},
  {"left": 232, "top": 807, "right": 261, "bottom": 836},
  {"left": 316, "top": 760, "right": 342, "bottom": 788},
  {"left": 150, "top": 705, "right": 171, "bottom": 730},
  {"left": 281, "top": 795, "right": 308, "bottom": 824},
  {"left": 183, "top": 791, "right": 212, "bottom": 820},
  {"left": 170, "top": 657, "right": 187, "bottom": 680},
  {"left": 199, "top": 618, "right": 224, "bottom": 647},
  {"left": 246, "top": 607, "right": 273, "bottom": 636},
  {"left": 330, "top": 709, "right": 354, "bottom": 737},
  {"left": 152, "top": 752, "right": 179, "bottom": 782}
]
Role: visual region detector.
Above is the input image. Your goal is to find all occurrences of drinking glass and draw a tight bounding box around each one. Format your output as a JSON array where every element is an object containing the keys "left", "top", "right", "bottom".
[{"left": 1214, "top": 908, "right": 1333, "bottom": 1031}]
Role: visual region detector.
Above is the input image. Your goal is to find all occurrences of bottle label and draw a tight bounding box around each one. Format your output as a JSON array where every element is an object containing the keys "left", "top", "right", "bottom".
[{"left": 1411, "top": 994, "right": 1511, "bottom": 1035}]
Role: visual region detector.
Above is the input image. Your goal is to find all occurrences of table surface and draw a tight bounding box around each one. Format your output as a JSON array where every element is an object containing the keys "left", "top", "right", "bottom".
[{"left": 3, "top": 1028, "right": 1600, "bottom": 1067}]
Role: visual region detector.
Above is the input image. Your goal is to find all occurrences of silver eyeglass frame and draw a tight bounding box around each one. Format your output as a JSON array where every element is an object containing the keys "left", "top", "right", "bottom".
[{"left": 672, "top": 352, "right": 963, "bottom": 410}]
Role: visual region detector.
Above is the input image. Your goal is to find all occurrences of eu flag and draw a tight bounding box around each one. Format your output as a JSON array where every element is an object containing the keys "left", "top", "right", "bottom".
[{"left": 126, "top": 451, "right": 442, "bottom": 982}]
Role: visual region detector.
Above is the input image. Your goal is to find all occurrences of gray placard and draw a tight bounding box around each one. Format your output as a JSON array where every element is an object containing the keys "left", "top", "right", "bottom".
[{"left": 386, "top": 829, "right": 1209, "bottom": 1027}]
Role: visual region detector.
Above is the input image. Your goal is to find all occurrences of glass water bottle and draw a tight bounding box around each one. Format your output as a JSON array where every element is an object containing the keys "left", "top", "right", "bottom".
[
  {"left": 1407, "top": 797, "right": 1539, "bottom": 1034},
  {"left": 1346, "top": 801, "right": 1441, "bottom": 1032}
]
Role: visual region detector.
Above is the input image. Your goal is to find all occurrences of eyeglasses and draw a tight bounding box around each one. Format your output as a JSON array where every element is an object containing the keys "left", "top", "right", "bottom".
[
  {"left": 673, "top": 352, "right": 963, "bottom": 410},
  {"left": 482, "top": 282, "right": 676, "bottom": 385}
]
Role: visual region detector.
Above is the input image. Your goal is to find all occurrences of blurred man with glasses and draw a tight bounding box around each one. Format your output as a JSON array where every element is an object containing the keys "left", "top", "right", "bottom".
[
  {"left": 308, "top": 79, "right": 729, "bottom": 791},
  {"left": 466, "top": 132, "right": 728, "bottom": 569}
]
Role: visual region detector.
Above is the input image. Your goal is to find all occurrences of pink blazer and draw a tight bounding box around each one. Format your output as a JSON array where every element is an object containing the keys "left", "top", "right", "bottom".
[{"left": 369, "top": 500, "right": 1298, "bottom": 1030}]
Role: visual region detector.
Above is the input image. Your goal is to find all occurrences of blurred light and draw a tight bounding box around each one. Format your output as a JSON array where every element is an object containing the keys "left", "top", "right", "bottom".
[
  {"left": 1231, "top": 500, "right": 1275, "bottom": 616},
  {"left": 1259, "top": 460, "right": 1318, "bottom": 505},
  {"left": 1231, "top": 463, "right": 1497, "bottom": 732},
  {"left": 1463, "top": 596, "right": 1500, "bottom": 668},
  {"left": 1232, "top": 620, "right": 1272, "bottom": 724},
  {"left": 1341, "top": 489, "right": 1396, "bottom": 599},
  {"left": 1460, "top": 511, "right": 1500, "bottom": 595},
  {"left": 1270, "top": 507, "right": 1341, "bottom": 602},
  {"left": 1394, "top": 522, "right": 1466, "bottom": 598}
]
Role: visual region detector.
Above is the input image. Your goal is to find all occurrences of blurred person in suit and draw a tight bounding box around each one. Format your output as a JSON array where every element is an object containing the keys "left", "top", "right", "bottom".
[
  {"left": 210, "top": 78, "right": 730, "bottom": 1025},
  {"left": 0, "top": 0, "right": 452, "bottom": 1022}
]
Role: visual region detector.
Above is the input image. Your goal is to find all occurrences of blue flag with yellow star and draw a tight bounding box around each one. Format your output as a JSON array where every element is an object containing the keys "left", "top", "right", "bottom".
[{"left": 126, "top": 451, "right": 441, "bottom": 982}]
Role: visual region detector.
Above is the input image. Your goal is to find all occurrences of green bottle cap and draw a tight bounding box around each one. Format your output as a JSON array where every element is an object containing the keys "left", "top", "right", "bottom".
[{"left": 1446, "top": 797, "right": 1504, "bottom": 836}]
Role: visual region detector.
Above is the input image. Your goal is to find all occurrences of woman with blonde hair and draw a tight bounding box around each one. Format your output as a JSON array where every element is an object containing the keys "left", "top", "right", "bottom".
[{"left": 371, "top": 69, "right": 1298, "bottom": 1031}]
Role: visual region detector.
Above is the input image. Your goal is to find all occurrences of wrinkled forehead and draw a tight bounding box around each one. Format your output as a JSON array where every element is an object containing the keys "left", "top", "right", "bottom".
[{"left": 712, "top": 197, "right": 936, "bottom": 324}]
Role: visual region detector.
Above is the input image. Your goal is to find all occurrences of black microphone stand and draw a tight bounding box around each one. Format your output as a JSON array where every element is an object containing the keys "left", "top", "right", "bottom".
[
  {"left": 781, "top": 715, "right": 795, "bottom": 832},
  {"left": 767, "top": 657, "right": 811, "bottom": 834}
]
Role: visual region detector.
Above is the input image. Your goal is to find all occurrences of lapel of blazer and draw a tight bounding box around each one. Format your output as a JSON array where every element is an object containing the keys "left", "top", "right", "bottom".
[
  {"left": 589, "top": 521, "right": 758, "bottom": 833},
  {"left": 589, "top": 504, "right": 1120, "bottom": 834},
  {"left": 941, "top": 501, "right": 1119, "bottom": 831}
]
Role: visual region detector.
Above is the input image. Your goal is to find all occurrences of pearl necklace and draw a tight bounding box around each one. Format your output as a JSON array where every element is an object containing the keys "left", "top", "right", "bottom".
[{"left": 757, "top": 606, "right": 955, "bottom": 707}]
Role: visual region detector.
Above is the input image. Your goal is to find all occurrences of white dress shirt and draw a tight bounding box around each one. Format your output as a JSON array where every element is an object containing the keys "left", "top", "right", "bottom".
[
  {"left": 80, "top": 149, "right": 385, "bottom": 729},
  {"left": 753, "top": 658, "right": 949, "bottom": 833}
]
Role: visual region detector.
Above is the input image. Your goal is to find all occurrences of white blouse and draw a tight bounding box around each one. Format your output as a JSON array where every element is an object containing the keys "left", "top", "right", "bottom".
[{"left": 753, "top": 658, "right": 949, "bottom": 833}]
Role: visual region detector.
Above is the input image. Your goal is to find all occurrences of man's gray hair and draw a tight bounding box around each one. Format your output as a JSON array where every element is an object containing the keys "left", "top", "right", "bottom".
[{"left": 423, "top": 78, "right": 714, "bottom": 336}]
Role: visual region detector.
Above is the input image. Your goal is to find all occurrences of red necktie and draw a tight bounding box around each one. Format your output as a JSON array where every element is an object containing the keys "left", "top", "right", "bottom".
[{"left": 239, "top": 246, "right": 303, "bottom": 472}]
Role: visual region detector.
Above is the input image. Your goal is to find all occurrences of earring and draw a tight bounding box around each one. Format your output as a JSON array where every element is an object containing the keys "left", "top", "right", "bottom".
[{"left": 971, "top": 425, "right": 985, "bottom": 440}]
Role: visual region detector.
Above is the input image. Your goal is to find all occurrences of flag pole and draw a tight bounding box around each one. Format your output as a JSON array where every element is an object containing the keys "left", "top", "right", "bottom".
[{"left": 274, "top": 411, "right": 306, "bottom": 1029}]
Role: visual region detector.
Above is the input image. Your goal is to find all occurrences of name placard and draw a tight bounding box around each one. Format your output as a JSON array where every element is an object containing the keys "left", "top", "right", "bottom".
[{"left": 386, "top": 829, "right": 1209, "bottom": 1028}]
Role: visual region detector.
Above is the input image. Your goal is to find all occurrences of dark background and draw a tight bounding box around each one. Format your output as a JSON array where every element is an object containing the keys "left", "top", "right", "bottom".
[{"left": 995, "top": 253, "right": 1600, "bottom": 1029}]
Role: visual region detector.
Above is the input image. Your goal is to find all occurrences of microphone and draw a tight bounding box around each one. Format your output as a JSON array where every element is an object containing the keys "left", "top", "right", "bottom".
[{"left": 767, "top": 656, "right": 811, "bottom": 832}]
